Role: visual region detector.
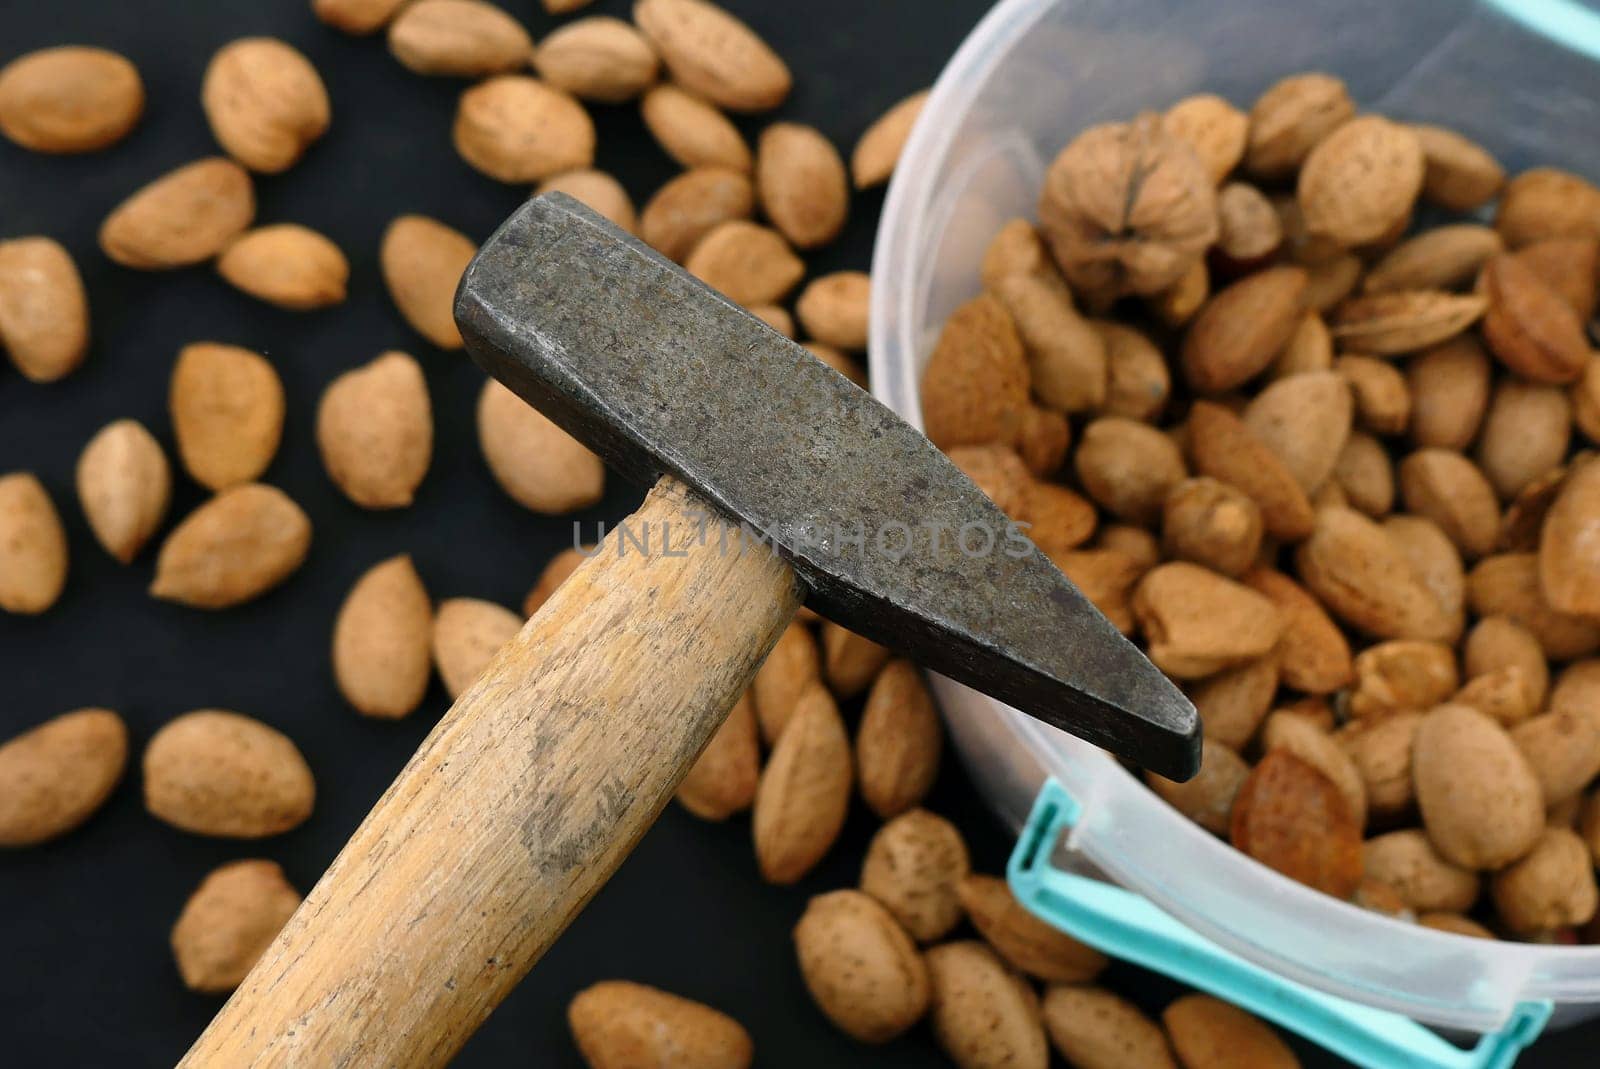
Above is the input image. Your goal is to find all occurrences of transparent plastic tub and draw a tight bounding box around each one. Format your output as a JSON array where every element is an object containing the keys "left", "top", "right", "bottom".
[{"left": 868, "top": 0, "right": 1600, "bottom": 1052}]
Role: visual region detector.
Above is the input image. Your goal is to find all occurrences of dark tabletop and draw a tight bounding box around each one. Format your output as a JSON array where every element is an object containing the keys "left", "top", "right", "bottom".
[{"left": 0, "top": 1, "right": 1592, "bottom": 1066}]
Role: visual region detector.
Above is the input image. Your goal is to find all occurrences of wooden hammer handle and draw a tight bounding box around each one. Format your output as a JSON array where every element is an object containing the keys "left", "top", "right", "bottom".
[{"left": 179, "top": 477, "right": 801, "bottom": 1068}]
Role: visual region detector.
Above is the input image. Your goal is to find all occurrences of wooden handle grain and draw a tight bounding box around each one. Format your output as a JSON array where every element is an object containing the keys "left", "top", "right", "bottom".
[{"left": 179, "top": 476, "right": 801, "bottom": 1068}]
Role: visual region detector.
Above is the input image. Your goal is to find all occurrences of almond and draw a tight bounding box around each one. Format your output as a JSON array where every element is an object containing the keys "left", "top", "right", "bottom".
[
  {"left": 1049, "top": 548, "right": 1142, "bottom": 634},
  {"left": 852, "top": 89, "right": 929, "bottom": 189},
  {"left": 859, "top": 809, "right": 969, "bottom": 944},
  {"left": 454, "top": 76, "right": 594, "bottom": 184},
  {"left": 1247, "top": 568, "right": 1353, "bottom": 695},
  {"left": 99, "top": 158, "right": 255, "bottom": 269},
  {"left": 1245, "top": 72, "right": 1353, "bottom": 178},
  {"left": 1514, "top": 237, "right": 1599, "bottom": 321},
  {"left": 315, "top": 0, "right": 409, "bottom": 34},
  {"left": 752, "top": 620, "right": 821, "bottom": 743},
  {"left": 1470, "top": 553, "right": 1600, "bottom": 661},
  {"left": 143, "top": 709, "right": 314, "bottom": 837},
  {"left": 925, "top": 941, "right": 1048, "bottom": 1069},
  {"left": 820, "top": 620, "right": 888, "bottom": 698},
  {"left": 1241, "top": 369, "right": 1351, "bottom": 494},
  {"left": 201, "top": 38, "right": 329, "bottom": 173},
  {"left": 794, "top": 270, "right": 869, "bottom": 351},
  {"left": 1363, "top": 828, "right": 1479, "bottom": 913},
  {"left": 171, "top": 860, "right": 301, "bottom": 993},
  {"left": 331, "top": 554, "right": 432, "bottom": 719},
  {"left": 856, "top": 660, "right": 941, "bottom": 819},
  {"left": 0, "top": 472, "right": 68, "bottom": 615},
  {"left": 1407, "top": 336, "right": 1491, "bottom": 450},
  {"left": 1465, "top": 616, "right": 1549, "bottom": 712},
  {"left": 1163, "top": 995, "right": 1299, "bottom": 1069},
  {"left": 921, "top": 292, "right": 1030, "bottom": 451},
  {"left": 752, "top": 682, "right": 851, "bottom": 884},
  {"left": 316, "top": 351, "right": 433, "bottom": 509},
  {"left": 169, "top": 342, "right": 285, "bottom": 491},
  {"left": 1490, "top": 827, "right": 1598, "bottom": 935},
  {"left": 0, "top": 46, "right": 142, "bottom": 153},
  {"left": 150, "top": 484, "right": 310, "bottom": 609},
  {"left": 677, "top": 692, "right": 760, "bottom": 821},
  {"left": 633, "top": 0, "right": 790, "bottom": 113},
  {"left": 0, "top": 708, "right": 126, "bottom": 846},
  {"left": 1075, "top": 418, "right": 1186, "bottom": 525},
  {"left": 794, "top": 890, "right": 929, "bottom": 1043},
  {"left": 1096, "top": 320, "right": 1169, "bottom": 421},
  {"left": 1299, "top": 116, "right": 1422, "bottom": 247},
  {"left": 1382, "top": 516, "right": 1466, "bottom": 646},
  {"left": 379, "top": 214, "right": 476, "bottom": 349},
  {"left": 746, "top": 303, "right": 792, "bottom": 336},
  {"left": 1475, "top": 380, "right": 1571, "bottom": 500},
  {"left": 1479, "top": 252, "right": 1590, "bottom": 384},
  {"left": 1296, "top": 507, "right": 1454, "bottom": 641},
  {"left": 1540, "top": 459, "right": 1600, "bottom": 615},
  {"left": 1180, "top": 265, "right": 1306, "bottom": 393},
  {"left": 1332, "top": 432, "right": 1395, "bottom": 517},
  {"left": 1188, "top": 401, "right": 1315, "bottom": 541},
  {"left": 1230, "top": 749, "right": 1362, "bottom": 896},
  {"left": 432, "top": 597, "right": 522, "bottom": 700},
  {"left": 1495, "top": 167, "right": 1600, "bottom": 247},
  {"left": 1399, "top": 449, "right": 1500, "bottom": 560},
  {"left": 1347, "top": 640, "right": 1458, "bottom": 720},
  {"left": 1410, "top": 124, "right": 1505, "bottom": 211},
  {"left": 684, "top": 219, "right": 803, "bottom": 304},
  {"left": 535, "top": 169, "right": 637, "bottom": 233},
  {"left": 477, "top": 377, "right": 604, "bottom": 514},
  {"left": 0, "top": 236, "right": 89, "bottom": 382},
  {"left": 1163, "top": 93, "right": 1248, "bottom": 184},
  {"left": 1302, "top": 252, "right": 1363, "bottom": 311},
  {"left": 216, "top": 224, "right": 348, "bottom": 309},
  {"left": 1338, "top": 713, "right": 1421, "bottom": 820},
  {"left": 1363, "top": 224, "right": 1502, "bottom": 294},
  {"left": 1147, "top": 737, "right": 1250, "bottom": 835},
  {"left": 388, "top": 0, "right": 533, "bottom": 77},
  {"left": 524, "top": 545, "right": 588, "bottom": 616},
  {"left": 991, "top": 273, "right": 1106, "bottom": 413},
  {"left": 957, "top": 874, "right": 1107, "bottom": 984},
  {"left": 1262, "top": 712, "right": 1367, "bottom": 829},
  {"left": 1132, "top": 561, "right": 1282, "bottom": 679},
  {"left": 1413, "top": 703, "right": 1544, "bottom": 870},
  {"left": 640, "top": 84, "right": 751, "bottom": 172},
  {"left": 754, "top": 122, "right": 847, "bottom": 249},
  {"left": 534, "top": 16, "right": 658, "bottom": 103},
  {"left": 1161, "top": 477, "right": 1262, "bottom": 577},
  {"left": 638, "top": 166, "right": 754, "bottom": 262},
  {"left": 1042, "top": 986, "right": 1175, "bottom": 1069},
  {"left": 1152, "top": 258, "right": 1209, "bottom": 326},
  {"left": 76, "top": 419, "right": 170, "bottom": 564},
  {"left": 1511, "top": 710, "right": 1600, "bottom": 808},
  {"left": 1336, "top": 355, "right": 1409, "bottom": 436},
  {"left": 1330, "top": 291, "right": 1486, "bottom": 354},
  {"left": 569, "top": 981, "right": 752, "bottom": 1069}
]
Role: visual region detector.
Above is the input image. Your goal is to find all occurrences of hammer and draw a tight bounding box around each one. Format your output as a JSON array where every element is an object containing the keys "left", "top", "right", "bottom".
[{"left": 178, "top": 195, "right": 1198, "bottom": 1067}]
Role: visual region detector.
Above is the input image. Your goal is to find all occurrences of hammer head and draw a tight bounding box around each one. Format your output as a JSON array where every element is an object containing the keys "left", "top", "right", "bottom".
[{"left": 455, "top": 195, "right": 1200, "bottom": 780}]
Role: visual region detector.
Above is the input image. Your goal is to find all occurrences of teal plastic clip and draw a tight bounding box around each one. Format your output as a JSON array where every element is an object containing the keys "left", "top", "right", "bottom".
[{"left": 1007, "top": 779, "right": 1552, "bottom": 1069}]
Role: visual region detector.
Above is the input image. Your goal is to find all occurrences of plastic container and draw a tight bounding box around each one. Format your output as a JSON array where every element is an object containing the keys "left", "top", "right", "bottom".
[{"left": 869, "top": 0, "right": 1600, "bottom": 1061}]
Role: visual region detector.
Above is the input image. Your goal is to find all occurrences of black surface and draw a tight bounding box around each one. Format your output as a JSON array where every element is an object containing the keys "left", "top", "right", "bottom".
[{"left": 0, "top": 1, "right": 1589, "bottom": 1067}]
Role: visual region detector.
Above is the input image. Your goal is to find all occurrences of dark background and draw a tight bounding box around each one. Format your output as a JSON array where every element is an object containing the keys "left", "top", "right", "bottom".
[{"left": 0, "top": 1, "right": 1590, "bottom": 1066}]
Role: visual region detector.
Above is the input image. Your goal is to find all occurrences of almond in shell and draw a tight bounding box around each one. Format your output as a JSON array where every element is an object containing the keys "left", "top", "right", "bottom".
[
  {"left": 477, "top": 378, "right": 604, "bottom": 514},
  {"left": 683, "top": 220, "right": 803, "bottom": 305},
  {"left": 1042, "top": 986, "right": 1175, "bottom": 1069},
  {"left": 1495, "top": 167, "right": 1600, "bottom": 247},
  {"left": 752, "top": 682, "right": 851, "bottom": 884},
  {"left": 852, "top": 89, "right": 929, "bottom": 189},
  {"left": 99, "top": 158, "right": 255, "bottom": 269},
  {"left": 1147, "top": 737, "right": 1250, "bottom": 835},
  {"left": 568, "top": 981, "right": 752, "bottom": 1069},
  {"left": 1295, "top": 507, "right": 1454, "bottom": 641},
  {"left": 317, "top": 351, "right": 433, "bottom": 509},
  {"left": 1413, "top": 703, "right": 1544, "bottom": 870},
  {"left": 315, "top": 0, "right": 409, "bottom": 34},
  {"left": 0, "top": 46, "right": 143, "bottom": 153},
  {"left": 535, "top": 169, "right": 637, "bottom": 233},
  {"left": 677, "top": 692, "right": 760, "bottom": 821},
  {"left": 0, "top": 236, "right": 89, "bottom": 382},
  {"left": 534, "top": 16, "right": 659, "bottom": 103},
  {"left": 633, "top": 0, "right": 791, "bottom": 113},
  {"left": 1410, "top": 124, "right": 1505, "bottom": 211},
  {"left": 1241, "top": 369, "right": 1352, "bottom": 494},
  {"left": 332, "top": 554, "right": 433, "bottom": 719},
  {"left": 1180, "top": 265, "right": 1306, "bottom": 393},
  {"left": 1362, "top": 224, "right": 1502, "bottom": 294},
  {"left": 924, "top": 941, "right": 1048, "bottom": 1069},
  {"left": 1245, "top": 72, "right": 1354, "bottom": 178},
  {"left": 1539, "top": 460, "right": 1600, "bottom": 616},
  {"left": 957, "top": 874, "right": 1107, "bottom": 983},
  {"left": 216, "top": 224, "right": 348, "bottom": 310},
  {"left": 379, "top": 214, "right": 477, "bottom": 349},
  {"left": 1298, "top": 116, "right": 1423, "bottom": 247},
  {"left": 76, "top": 419, "right": 170, "bottom": 564},
  {"left": 1163, "top": 995, "right": 1299, "bottom": 1069},
  {"left": 856, "top": 660, "right": 941, "bottom": 819},
  {"left": 1407, "top": 336, "right": 1491, "bottom": 451},
  {"left": 793, "top": 890, "right": 930, "bottom": 1043},
  {"left": 201, "top": 38, "right": 329, "bottom": 173},
  {"left": 0, "top": 708, "right": 126, "bottom": 846},
  {"left": 453, "top": 76, "right": 594, "bottom": 184},
  {"left": 1188, "top": 401, "right": 1314, "bottom": 541},
  {"left": 1230, "top": 749, "right": 1362, "bottom": 896},
  {"left": 169, "top": 342, "right": 285, "bottom": 491},
  {"left": 640, "top": 84, "right": 751, "bottom": 173},
  {"left": 171, "top": 860, "right": 301, "bottom": 993},
  {"left": 388, "top": 0, "right": 534, "bottom": 77},
  {"left": 639, "top": 166, "right": 754, "bottom": 262},
  {"left": 432, "top": 597, "right": 523, "bottom": 700},
  {"left": 143, "top": 709, "right": 314, "bottom": 837},
  {"left": 795, "top": 271, "right": 869, "bottom": 351},
  {"left": 0, "top": 472, "right": 68, "bottom": 615},
  {"left": 859, "top": 809, "right": 969, "bottom": 943},
  {"left": 1479, "top": 252, "right": 1590, "bottom": 384},
  {"left": 755, "top": 122, "right": 848, "bottom": 249},
  {"left": 150, "top": 484, "right": 310, "bottom": 609}
]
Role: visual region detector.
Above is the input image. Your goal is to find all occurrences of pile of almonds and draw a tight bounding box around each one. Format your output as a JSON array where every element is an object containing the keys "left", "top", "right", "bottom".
[{"left": 922, "top": 72, "right": 1600, "bottom": 947}]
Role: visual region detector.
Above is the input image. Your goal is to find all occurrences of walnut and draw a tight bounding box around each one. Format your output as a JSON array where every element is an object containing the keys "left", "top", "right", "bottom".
[{"left": 1037, "top": 112, "right": 1218, "bottom": 299}]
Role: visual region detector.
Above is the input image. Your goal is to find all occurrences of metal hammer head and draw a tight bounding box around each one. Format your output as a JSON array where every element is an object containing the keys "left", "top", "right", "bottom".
[{"left": 454, "top": 194, "right": 1200, "bottom": 780}]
